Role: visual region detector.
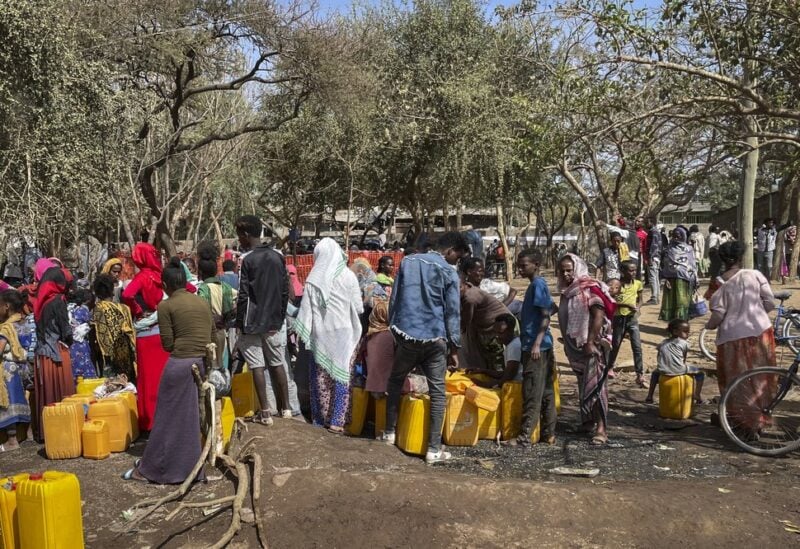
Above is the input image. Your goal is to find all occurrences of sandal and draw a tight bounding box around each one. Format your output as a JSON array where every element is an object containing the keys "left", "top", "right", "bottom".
[
  {"left": 327, "top": 426, "right": 344, "bottom": 435},
  {"left": 590, "top": 434, "right": 608, "bottom": 446},
  {"left": 250, "top": 412, "right": 274, "bottom": 426},
  {"left": 121, "top": 468, "right": 149, "bottom": 482}
]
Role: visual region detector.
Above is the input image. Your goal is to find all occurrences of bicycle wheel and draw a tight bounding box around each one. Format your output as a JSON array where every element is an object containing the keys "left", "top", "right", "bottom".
[
  {"left": 698, "top": 328, "right": 716, "bottom": 362},
  {"left": 781, "top": 313, "right": 800, "bottom": 355},
  {"left": 719, "top": 367, "right": 800, "bottom": 457}
]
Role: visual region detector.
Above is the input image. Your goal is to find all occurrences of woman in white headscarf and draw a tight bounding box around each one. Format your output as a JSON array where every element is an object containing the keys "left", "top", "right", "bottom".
[{"left": 294, "top": 238, "right": 364, "bottom": 433}]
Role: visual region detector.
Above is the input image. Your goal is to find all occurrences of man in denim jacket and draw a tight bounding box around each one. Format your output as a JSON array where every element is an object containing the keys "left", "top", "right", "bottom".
[{"left": 380, "top": 232, "right": 469, "bottom": 464}]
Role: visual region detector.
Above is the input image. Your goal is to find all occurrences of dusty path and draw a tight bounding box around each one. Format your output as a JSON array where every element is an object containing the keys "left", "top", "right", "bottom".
[{"left": 2, "top": 275, "right": 800, "bottom": 547}]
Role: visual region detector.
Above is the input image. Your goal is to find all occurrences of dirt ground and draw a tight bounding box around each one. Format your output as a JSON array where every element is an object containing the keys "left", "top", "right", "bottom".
[{"left": 3, "top": 274, "right": 800, "bottom": 548}]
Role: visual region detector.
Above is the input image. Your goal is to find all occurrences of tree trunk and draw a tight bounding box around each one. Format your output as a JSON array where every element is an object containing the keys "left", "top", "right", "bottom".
[
  {"left": 739, "top": 62, "right": 759, "bottom": 270},
  {"left": 513, "top": 206, "right": 535, "bottom": 265},
  {"left": 138, "top": 167, "right": 178, "bottom": 256},
  {"left": 314, "top": 213, "right": 323, "bottom": 239},
  {"left": 495, "top": 197, "right": 512, "bottom": 282},
  {"left": 410, "top": 196, "right": 424, "bottom": 246},
  {"left": 455, "top": 199, "right": 463, "bottom": 232},
  {"left": 772, "top": 172, "right": 797, "bottom": 280}
]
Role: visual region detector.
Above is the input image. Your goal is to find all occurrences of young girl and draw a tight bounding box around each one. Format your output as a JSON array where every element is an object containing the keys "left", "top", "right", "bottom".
[
  {"left": 68, "top": 289, "right": 97, "bottom": 381},
  {"left": 645, "top": 319, "right": 706, "bottom": 404},
  {"left": 0, "top": 290, "right": 33, "bottom": 451}
]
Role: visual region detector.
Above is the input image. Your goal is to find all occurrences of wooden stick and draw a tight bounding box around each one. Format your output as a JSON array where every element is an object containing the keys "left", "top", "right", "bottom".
[
  {"left": 208, "top": 461, "right": 248, "bottom": 549},
  {"left": 250, "top": 452, "right": 269, "bottom": 549},
  {"left": 164, "top": 496, "right": 237, "bottom": 521}
]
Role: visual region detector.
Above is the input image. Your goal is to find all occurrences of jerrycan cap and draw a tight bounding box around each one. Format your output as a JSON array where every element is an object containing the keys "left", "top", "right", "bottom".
[{"left": 28, "top": 473, "right": 44, "bottom": 481}]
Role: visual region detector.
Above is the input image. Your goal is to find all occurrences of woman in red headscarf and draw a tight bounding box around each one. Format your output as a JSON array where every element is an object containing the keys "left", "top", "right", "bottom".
[
  {"left": 32, "top": 266, "right": 74, "bottom": 441},
  {"left": 122, "top": 243, "right": 170, "bottom": 431}
]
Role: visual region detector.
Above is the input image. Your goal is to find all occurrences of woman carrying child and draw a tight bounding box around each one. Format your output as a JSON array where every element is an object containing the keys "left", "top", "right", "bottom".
[{"left": 556, "top": 253, "right": 616, "bottom": 445}]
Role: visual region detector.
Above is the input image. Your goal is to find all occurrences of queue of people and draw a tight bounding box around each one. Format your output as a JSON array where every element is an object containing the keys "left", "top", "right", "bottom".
[{"left": 0, "top": 220, "right": 783, "bottom": 482}]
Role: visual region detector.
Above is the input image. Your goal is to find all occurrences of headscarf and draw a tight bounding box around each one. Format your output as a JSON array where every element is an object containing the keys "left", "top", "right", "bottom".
[
  {"left": 287, "top": 264, "right": 304, "bottom": 298},
  {"left": 34, "top": 258, "right": 57, "bottom": 283},
  {"left": 351, "top": 257, "right": 386, "bottom": 305},
  {"left": 367, "top": 298, "right": 390, "bottom": 336},
  {"left": 305, "top": 238, "right": 347, "bottom": 305},
  {"left": 34, "top": 267, "right": 68, "bottom": 321},
  {"left": 295, "top": 238, "right": 364, "bottom": 384},
  {"left": 132, "top": 242, "right": 162, "bottom": 272},
  {"left": 557, "top": 253, "right": 615, "bottom": 348},
  {"left": 662, "top": 226, "right": 697, "bottom": 284},
  {"left": 127, "top": 242, "right": 164, "bottom": 311},
  {"left": 101, "top": 258, "right": 122, "bottom": 275}
]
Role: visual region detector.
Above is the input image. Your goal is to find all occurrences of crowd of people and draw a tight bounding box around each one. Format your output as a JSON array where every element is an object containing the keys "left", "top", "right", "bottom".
[{"left": 0, "top": 215, "right": 785, "bottom": 481}]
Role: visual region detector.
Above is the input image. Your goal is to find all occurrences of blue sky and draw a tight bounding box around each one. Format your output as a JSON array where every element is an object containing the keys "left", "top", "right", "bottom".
[{"left": 315, "top": 0, "right": 663, "bottom": 16}]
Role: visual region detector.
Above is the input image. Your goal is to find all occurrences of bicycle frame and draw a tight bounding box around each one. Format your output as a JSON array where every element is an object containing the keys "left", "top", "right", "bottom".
[{"left": 764, "top": 356, "right": 800, "bottom": 415}]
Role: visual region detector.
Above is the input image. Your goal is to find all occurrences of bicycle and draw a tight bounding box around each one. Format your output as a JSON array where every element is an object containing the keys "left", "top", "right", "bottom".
[
  {"left": 720, "top": 346, "right": 800, "bottom": 456},
  {"left": 699, "top": 290, "right": 800, "bottom": 362}
]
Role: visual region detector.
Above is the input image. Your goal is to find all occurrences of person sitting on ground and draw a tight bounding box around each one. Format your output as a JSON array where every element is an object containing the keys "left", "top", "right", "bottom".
[
  {"left": 645, "top": 319, "right": 706, "bottom": 405},
  {"left": 123, "top": 257, "right": 213, "bottom": 484},
  {"left": 469, "top": 313, "right": 522, "bottom": 388},
  {"left": 608, "top": 260, "right": 645, "bottom": 387}
]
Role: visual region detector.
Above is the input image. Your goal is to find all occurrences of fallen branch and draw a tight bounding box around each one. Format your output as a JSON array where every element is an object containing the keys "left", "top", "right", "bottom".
[
  {"left": 209, "top": 459, "right": 249, "bottom": 549},
  {"left": 250, "top": 452, "right": 269, "bottom": 549},
  {"left": 165, "top": 496, "right": 237, "bottom": 521}
]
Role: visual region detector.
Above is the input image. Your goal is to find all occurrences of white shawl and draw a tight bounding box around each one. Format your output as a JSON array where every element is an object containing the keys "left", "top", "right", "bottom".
[{"left": 294, "top": 238, "right": 364, "bottom": 384}]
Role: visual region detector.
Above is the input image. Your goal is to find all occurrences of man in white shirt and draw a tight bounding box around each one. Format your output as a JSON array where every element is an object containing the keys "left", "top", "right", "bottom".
[{"left": 757, "top": 217, "right": 792, "bottom": 279}]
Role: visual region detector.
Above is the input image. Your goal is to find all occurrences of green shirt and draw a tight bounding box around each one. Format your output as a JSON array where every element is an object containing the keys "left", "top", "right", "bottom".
[
  {"left": 615, "top": 279, "right": 643, "bottom": 317},
  {"left": 157, "top": 289, "right": 214, "bottom": 358}
]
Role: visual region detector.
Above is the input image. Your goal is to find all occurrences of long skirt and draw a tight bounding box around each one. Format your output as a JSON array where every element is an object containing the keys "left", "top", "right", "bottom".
[
  {"left": 138, "top": 357, "right": 204, "bottom": 484},
  {"left": 571, "top": 353, "right": 609, "bottom": 426},
  {"left": 0, "top": 359, "right": 32, "bottom": 430},
  {"left": 33, "top": 348, "right": 74, "bottom": 441},
  {"left": 136, "top": 330, "right": 170, "bottom": 431},
  {"left": 365, "top": 331, "right": 394, "bottom": 394},
  {"left": 659, "top": 278, "right": 692, "bottom": 322},
  {"left": 309, "top": 362, "right": 351, "bottom": 429},
  {"left": 716, "top": 328, "right": 777, "bottom": 431}
]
